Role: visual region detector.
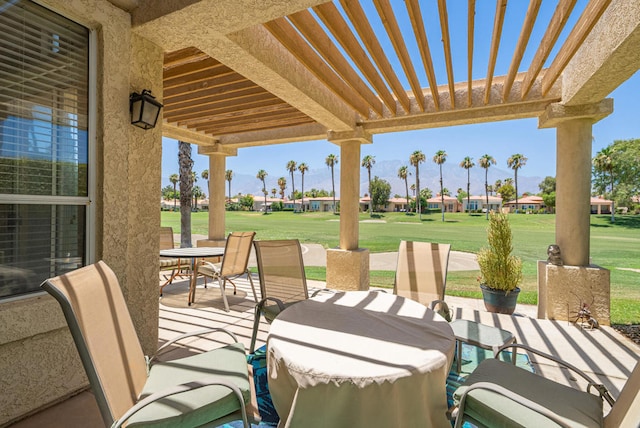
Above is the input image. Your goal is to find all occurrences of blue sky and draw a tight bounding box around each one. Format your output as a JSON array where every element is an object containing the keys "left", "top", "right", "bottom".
[{"left": 161, "top": 2, "right": 640, "bottom": 189}]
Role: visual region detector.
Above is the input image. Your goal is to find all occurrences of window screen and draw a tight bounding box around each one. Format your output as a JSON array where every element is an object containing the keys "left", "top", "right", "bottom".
[{"left": 0, "top": 0, "right": 90, "bottom": 298}]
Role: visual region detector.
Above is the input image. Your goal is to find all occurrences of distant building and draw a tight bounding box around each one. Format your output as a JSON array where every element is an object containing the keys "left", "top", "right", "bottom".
[
  {"left": 590, "top": 196, "right": 613, "bottom": 214},
  {"left": 460, "top": 195, "right": 502, "bottom": 213},
  {"left": 504, "top": 195, "right": 545, "bottom": 213}
]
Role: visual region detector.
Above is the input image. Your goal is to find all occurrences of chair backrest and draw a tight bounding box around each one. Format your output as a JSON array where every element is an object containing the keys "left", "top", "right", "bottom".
[
  {"left": 220, "top": 231, "right": 256, "bottom": 276},
  {"left": 253, "top": 239, "right": 308, "bottom": 304},
  {"left": 394, "top": 241, "right": 451, "bottom": 306},
  {"left": 604, "top": 361, "right": 640, "bottom": 428},
  {"left": 41, "top": 261, "right": 147, "bottom": 427},
  {"left": 160, "top": 226, "right": 175, "bottom": 250}
]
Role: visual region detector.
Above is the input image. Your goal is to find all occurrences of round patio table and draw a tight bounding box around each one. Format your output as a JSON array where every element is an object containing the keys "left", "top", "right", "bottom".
[
  {"left": 267, "top": 290, "right": 455, "bottom": 428},
  {"left": 160, "top": 247, "right": 224, "bottom": 305}
]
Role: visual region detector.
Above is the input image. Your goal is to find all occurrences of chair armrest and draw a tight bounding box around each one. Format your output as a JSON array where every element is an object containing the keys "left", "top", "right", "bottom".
[
  {"left": 257, "top": 296, "right": 287, "bottom": 312},
  {"left": 453, "top": 381, "right": 572, "bottom": 428},
  {"left": 310, "top": 288, "right": 335, "bottom": 297},
  {"left": 150, "top": 328, "right": 240, "bottom": 365},
  {"left": 429, "top": 299, "right": 452, "bottom": 322},
  {"left": 494, "top": 343, "right": 615, "bottom": 406},
  {"left": 112, "top": 375, "right": 249, "bottom": 428}
]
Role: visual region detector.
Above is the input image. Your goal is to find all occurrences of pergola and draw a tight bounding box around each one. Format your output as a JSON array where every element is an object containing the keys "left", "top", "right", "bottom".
[{"left": 124, "top": 0, "right": 639, "bottom": 297}]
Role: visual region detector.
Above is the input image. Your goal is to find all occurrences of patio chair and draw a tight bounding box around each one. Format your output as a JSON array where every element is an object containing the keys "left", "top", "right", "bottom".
[
  {"left": 198, "top": 231, "right": 258, "bottom": 312},
  {"left": 453, "top": 343, "right": 640, "bottom": 428},
  {"left": 394, "top": 240, "right": 452, "bottom": 321},
  {"left": 41, "top": 261, "right": 251, "bottom": 428},
  {"left": 159, "top": 226, "right": 187, "bottom": 296},
  {"left": 249, "top": 239, "right": 327, "bottom": 354}
]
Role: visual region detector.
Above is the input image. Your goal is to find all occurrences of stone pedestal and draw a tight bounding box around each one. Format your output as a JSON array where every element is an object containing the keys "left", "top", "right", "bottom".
[
  {"left": 326, "top": 248, "right": 370, "bottom": 291},
  {"left": 537, "top": 261, "right": 610, "bottom": 325}
]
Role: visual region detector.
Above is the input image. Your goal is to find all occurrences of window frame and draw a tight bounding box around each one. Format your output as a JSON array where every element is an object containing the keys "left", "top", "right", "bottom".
[{"left": 0, "top": 0, "right": 96, "bottom": 301}]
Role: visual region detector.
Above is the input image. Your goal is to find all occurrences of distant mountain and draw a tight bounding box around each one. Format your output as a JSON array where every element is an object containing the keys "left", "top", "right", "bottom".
[{"left": 225, "top": 160, "right": 544, "bottom": 198}]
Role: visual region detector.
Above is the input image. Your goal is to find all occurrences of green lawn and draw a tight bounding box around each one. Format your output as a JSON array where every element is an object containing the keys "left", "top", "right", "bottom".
[{"left": 162, "top": 211, "right": 640, "bottom": 324}]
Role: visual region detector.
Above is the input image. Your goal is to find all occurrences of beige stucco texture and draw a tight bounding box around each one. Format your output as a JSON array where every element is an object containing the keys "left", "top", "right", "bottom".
[
  {"left": 326, "top": 248, "right": 370, "bottom": 291},
  {"left": 538, "top": 262, "right": 611, "bottom": 326}
]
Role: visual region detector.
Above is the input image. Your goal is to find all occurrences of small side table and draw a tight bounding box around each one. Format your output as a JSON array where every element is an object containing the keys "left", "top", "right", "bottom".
[{"left": 450, "top": 319, "right": 517, "bottom": 373}]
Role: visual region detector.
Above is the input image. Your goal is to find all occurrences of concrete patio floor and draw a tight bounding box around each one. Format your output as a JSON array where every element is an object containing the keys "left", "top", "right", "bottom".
[{"left": 10, "top": 274, "right": 640, "bottom": 427}]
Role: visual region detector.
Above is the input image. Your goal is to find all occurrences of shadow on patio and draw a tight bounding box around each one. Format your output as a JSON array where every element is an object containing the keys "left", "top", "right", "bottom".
[{"left": 10, "top": 275, "right": 639, "bottom": 427}]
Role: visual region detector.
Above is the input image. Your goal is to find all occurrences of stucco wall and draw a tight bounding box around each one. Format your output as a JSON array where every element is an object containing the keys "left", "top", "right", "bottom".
[{"left": 0, "top": 0, "right": 163, "bottom": 424}]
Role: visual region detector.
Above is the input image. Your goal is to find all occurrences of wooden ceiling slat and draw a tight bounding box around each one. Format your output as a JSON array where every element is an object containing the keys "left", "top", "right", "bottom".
[
  {"left": 177, "top": 103, "right": 297, "bottom": 127},
  {"left": 467, "top": 0, "right": 475, "bottom": 107},
  {"left": 164, "top": 81, "right": 261, "bottom": 105},
  {"left": 340, "top": 0, "right": 412, "bottom": 114},
  {"left": 164, "top": 66, "right": 236, "bottom": 90},
  {"left": 314, "top": 2, "right": 397, "bottom": 114},
  {"left": 503, "top": 0, "right": 542, "bottom": 101},
  {"left": 437, "top": 0, "right": 456, "bottom": 109},
  {"left": 373, "top": 0, "right": 424, "bottom": 111},
  {"left": 521, "top": 0, "right": 577, "bottom": 99},
  {"left": 405, "top": 0, "right": 439, "bottom": 111},
  {"left": 163, "top": 47, "right": 210, "bottom": 69},
  {"left": 288, "top": 10, "right": 384, "bottom": 117},
  {"left": 541, "top": 0, "right": 611, "bottom": 96},
  {"left": 483, "top": 0, "right": 507, "bottom": 105},
  {"left": 197, "top": 115, "right": 314, "bottom": 135},
  {"left": 264, "top": 18, "right": 373, "bottom": 118},
  {"left": 165, "top": 95, "right": 283, "bottom": 121},
  {"left": 163, "top": 57, "right": 225, "bottom": 80},
  {"left": 163, "top": 72, "right": 249, "bottom": 98}
]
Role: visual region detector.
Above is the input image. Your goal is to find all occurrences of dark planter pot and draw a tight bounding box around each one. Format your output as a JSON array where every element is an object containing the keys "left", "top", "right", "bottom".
[{"left": 480, "top": 284, "right": 521, "bottom": 315}]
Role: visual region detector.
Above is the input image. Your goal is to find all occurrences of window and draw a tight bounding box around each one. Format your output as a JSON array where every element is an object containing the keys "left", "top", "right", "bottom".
[{"left": 0, "top": 0, "right": 90, "bottom": 298}]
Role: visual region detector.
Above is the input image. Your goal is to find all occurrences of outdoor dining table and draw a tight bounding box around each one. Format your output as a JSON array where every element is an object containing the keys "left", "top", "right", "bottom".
[
  {"left": 266, "top": 290, "right": 455, "bottom": 428},
  {"left": 159, "top": 247, "right": 224, "bottom": 305}
]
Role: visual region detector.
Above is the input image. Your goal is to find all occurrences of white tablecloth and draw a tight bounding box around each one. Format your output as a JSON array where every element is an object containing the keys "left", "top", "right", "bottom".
[{"left": 267, "top": 291, "right": 455, "bottom": 428}]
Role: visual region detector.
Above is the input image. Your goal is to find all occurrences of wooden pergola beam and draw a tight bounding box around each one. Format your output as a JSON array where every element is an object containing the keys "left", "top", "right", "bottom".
[
  {"left": 288, "top": 10, "right": 384, "bottom": 117},
  {"left": 467, "top": 0, "right": 475, "bottom": 108},
  {"left": 521, "top": 0, "right": 577, "bottom": 99},
  {"left": 340, "top": 0, "right": 412, "bottom": 113},
  {"left": 502, "top": 0, "right": 542, "bottom": 101},
  {"left": 406, "top": 0, "right": 440, "bottom": 111},
  {"left": 373, "top": 0, "right": 424, "bottom": 111},
  {"left": 314, "top": 2, "right": 398, "bottom": 114},
  {"left": 438, "top": 0, "right": 456, "bottom": 109},
  {"left": 484, "top": 0, "right": 507, "bottom": 105},
  {"left": 542, "top": 0, "right": 612, "bottom": 96}
]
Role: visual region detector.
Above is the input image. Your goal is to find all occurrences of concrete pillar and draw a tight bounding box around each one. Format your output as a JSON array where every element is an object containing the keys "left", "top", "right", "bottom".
[
  {"left": 537, "top": 101, "right": 613, "bottom": 324},
  {"left": 556, "top": 119, "right": 593, "bottom": 266},
  {"left": 326, "top": 129, "right": 372, "bottom": 290},
  {"left": 197, "top": 144, "right": 237, "bottom": 248}
]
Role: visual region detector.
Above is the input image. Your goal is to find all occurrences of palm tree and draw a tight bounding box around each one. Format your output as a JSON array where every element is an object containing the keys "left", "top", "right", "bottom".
[
  {"left": 507, "top": 153, "right": 528, "bottom": 213},
  {"left": 201, "top": 169, "right": 209, "bottom": 197},
  {"left": 271, "top": 188, "right": 277, "bottom": 198},
  {"left": 225, "top": 169, "right": 233, "bottom": 203},
  {"left": 494, "top": 179, "right": 502, "bottom": 196},
  {"left": 169, "top": 173, "right": 179, "bottom": 209},
  {"left": 298, "top": 162, "right": 308, "bottom": 212},
  {"left": 286, "top": 160, "right": 297, "bottom": 210},
  {"left": 433, "top": 150, "right": 447, "bottom": 221},
  {"left": 191, "top": 172, "right": 198, "bottom": 209},
  {"left": 410, "top": 183, "right": 416, "bottom": 196},
  {"left": 277, "top": 176, "right": 287, "bottom": 200},
  {"left": 178, "top": 141, "right": 193, "bottom": 247},
  {"left": 593, "top": 147, "right": 616, "bottom": 222},
  {"left": 459, "top": 156, "right": 474, "bottom": 213},
  {"left": 361, "top": 155, "right": 375, "bottom": 215},
  {"left": 325, "top": 154, "right": 339, "bottom": 214},
  {"left": 256, "top": 169, "right": 268, "bottom": 213},
  {"left": 397, "top": 165, "right": 411, "bottom": 214},
  {"left": 478, "top": 154, "right": 496, "bottom": 220},
  {"left": 409, "top": 150, "right": 426, "bottom": 218}
]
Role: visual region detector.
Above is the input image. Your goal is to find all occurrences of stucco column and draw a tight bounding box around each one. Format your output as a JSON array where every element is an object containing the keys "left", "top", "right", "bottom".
[
  {"left": 537, "top": 101, "right": 613, "bottom": 324},
  {"left": 326, "top": 129, "right": 371, "bottom": 290},
  {"left": 338, "top": 140, "right": 361, "bottom": 250},
  {"left": 556, "top": 119, "right": 593, "bottom": 266},
  {"left": 197, "top": 144, "right": 237, "bottom": 248}
]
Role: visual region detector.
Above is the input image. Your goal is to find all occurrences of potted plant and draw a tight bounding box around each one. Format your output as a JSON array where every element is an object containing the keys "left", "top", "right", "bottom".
[{"left": 477, "top": 212, "right": 523, "bottom": 314}]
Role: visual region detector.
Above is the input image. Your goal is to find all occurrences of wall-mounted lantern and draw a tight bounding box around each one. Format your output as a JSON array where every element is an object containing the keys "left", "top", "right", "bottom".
[{"left": 130, "top": 89, "right": 163, "bottom": 130}]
